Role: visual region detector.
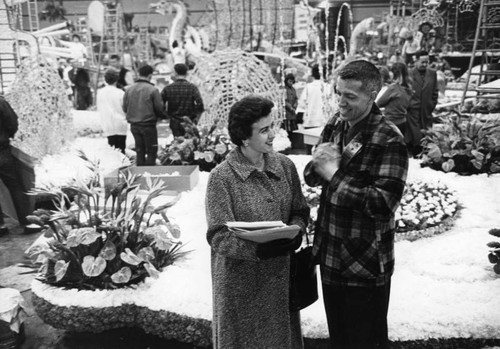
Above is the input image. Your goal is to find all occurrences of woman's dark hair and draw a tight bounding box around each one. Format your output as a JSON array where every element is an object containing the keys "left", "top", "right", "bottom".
[
  {"left": 228, "top": 95, "right": 274, "bottom": 146},
  {"left": 390, "top": 62, "right": 412, "bottom": 89}
]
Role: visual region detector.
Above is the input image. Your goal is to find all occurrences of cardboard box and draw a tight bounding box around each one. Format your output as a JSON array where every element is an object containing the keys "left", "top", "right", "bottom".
[{"left": 104, "top": 165, "right": 199, "bottom": 192}]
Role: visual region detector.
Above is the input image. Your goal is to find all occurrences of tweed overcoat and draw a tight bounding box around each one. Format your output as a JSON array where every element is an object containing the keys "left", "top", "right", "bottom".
[{"left": 206, "top": 148, "right": 310, "bottom": 349}]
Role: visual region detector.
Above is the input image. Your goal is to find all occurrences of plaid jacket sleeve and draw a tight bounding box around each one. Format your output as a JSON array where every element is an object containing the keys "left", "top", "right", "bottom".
[{"left": 327, "top": 122, "right": 408, "bottom": 221}]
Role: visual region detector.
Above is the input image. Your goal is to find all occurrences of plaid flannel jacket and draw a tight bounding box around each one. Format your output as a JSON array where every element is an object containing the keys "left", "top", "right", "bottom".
[
  {"left": 161, "top": 78, "right": 204, "bottom": 121},
  {"left": 310, "top": 105, "right": 408, "bottom": 287}
]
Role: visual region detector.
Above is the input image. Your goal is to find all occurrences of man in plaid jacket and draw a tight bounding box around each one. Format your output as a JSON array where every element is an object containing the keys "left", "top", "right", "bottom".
[{"left": 305, "top": 60, "right": 408, "bottom": 349}]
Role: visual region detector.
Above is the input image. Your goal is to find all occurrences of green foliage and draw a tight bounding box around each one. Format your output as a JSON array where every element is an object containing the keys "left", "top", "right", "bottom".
[
  {"left": 420, "top": 112, "right": 500, "bottom": 175},
  {"left": 158, "top": 119, "right": 233, "bottom": 172},
  {"left": 26, "top": 157, "right": 187, "bottom": 290},
  {"left": 488, "top": 228, "right": 500, "bottom": 275}
]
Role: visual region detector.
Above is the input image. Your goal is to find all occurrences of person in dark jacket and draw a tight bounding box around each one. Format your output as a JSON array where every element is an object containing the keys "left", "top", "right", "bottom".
[
  {"left": 122, "top": 65, "right": 165, "bottom": 166},
  {"left": 161, "top": 63, "right": 204, "bottom": 137},
  {"left": 406, "top": 50, "right": 438, "bottom": 156},
  {"left": 283, "top": 73, "right": 299, "bottom": 142},
  {"left": 109, "top": 54, "right": 134, "bottom": 90},
  {"left": 0, "top": 96, "right": 30, "bottom": 236},
  {"left": 305, "top": 60, "right": 408, "bottom": 349},
  {"left": 68, "top": 62, "right": 92, "bottom": 110},
  {"left": 376, "top": 62, "right": 413, "bottom": 137}
]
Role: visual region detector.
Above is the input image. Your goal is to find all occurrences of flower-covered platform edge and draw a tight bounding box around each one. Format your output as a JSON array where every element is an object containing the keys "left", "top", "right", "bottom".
[
  {"left": 31, "top": 290, "right": 212, "bottom": 347},
  {"left": 394, "top": 209, "right": 460, "bottom": 243}
]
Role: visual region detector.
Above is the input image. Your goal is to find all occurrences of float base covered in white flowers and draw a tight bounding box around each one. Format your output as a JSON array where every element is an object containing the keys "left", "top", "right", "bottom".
[{"left": 30, "top": 150, "right": 500, "bottom": 347}]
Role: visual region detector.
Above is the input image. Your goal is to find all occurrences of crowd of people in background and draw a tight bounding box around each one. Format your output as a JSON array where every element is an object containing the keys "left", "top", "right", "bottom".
[{"left": 49, "top": 22, "right": 448, "bottom": 164}]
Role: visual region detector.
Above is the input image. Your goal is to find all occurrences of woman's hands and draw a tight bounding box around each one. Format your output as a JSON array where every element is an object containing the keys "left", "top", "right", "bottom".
[{"left": 256, "top": 234, "right": 302, "bottom": 260}]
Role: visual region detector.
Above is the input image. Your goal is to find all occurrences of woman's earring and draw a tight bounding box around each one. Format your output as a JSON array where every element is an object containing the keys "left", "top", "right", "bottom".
[{"left": 243, "top": 141, "right": 249, "bottom": 147}]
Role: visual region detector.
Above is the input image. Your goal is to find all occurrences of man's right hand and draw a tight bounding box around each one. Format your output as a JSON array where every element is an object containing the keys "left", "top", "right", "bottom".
[{"left": 311, "top": 143, "right": 341, "bottom": 181}]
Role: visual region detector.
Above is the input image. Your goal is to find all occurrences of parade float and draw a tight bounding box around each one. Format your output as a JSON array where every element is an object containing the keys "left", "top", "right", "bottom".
[{"left": 0, "top": 0, "right": 499, "bottom": 347}]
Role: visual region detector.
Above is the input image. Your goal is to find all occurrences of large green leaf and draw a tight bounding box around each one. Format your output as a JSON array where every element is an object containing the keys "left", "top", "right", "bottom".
[{"left": 54, "top": 260, "right": 69, "bottom": 281}]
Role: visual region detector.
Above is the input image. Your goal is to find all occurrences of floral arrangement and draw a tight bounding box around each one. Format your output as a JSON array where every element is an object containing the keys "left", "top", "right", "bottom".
[
  {"left": 420, "top": 112, "right": 500, "bottom": 175},
  {"left": 301, "top": 179, "right": 459, "bottom": 240},
  {"left": 158, "top": 119, "right": 233, "bottom": 172},
  {"left": 26, "top": 157, "right": 186, "bottom": 290},
  {"left": 487, "top": 228, "right": 500, "bottom": 274},
  {"left": 7, "top": 55, "right": 74, "bottom": 160},
  {"left": 395, "top": 180, "right": 459, "bottom": 241}
]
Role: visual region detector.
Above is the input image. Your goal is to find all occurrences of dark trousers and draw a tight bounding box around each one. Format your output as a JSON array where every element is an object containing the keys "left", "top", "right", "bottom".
[
  {"left": 0, "top": 147, "right": 29, "bottom": 226},
  {"left": 130, "top": 124, "right": 157, "bottom": 166},
  {"left": 169, "top": 118, "right": 184, "bottom": 138},
  {"left": 107, "top": 135, "right": 126, "bottom": 154},
  {"left": 322, "top": 281, "right": 391, "bottom": 349}
]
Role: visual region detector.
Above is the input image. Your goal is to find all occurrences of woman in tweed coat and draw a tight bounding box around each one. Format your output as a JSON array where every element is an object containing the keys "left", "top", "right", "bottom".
[{"left": 206, "top": 96, "right": 310, "bottom": 348}]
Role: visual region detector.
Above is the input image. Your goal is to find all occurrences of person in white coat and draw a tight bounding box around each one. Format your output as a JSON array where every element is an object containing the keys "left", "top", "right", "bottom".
[
  {"left": 96, "top": 69, "right": 128, "bottom": 153},
  {"left": 296, "top": 64, "right": 331, "bottom": 129}
]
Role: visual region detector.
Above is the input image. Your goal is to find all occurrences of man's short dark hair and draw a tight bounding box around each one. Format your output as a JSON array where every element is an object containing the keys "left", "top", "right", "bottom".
[
  {"left": 338, "top": 60, "right": 382, "bottom": 94},
  {"left": 138, "top": 65, "right": 153, "bottom": 77},
  {"left": 228, "top": 95, "right": 274, "bottom": 146},
  {"left": 174, "top": 63, "right": 188, "bottom": 76},
  {"left": 415, "top": 50, "right": 429, "bottom": 60},
  {"left": 109, "top": 54, "right": 120, "bottom": 61},
  {"left": 104, "top": 68, "right": 119, "bottom": 85}
]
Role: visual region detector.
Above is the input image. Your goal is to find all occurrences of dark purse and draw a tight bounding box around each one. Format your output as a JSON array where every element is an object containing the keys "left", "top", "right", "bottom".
[{"left": 289, "top": 233, "right": 318, "bottom": 311}]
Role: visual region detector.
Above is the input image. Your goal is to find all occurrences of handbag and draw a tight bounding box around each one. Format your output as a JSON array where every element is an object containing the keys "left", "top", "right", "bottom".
[{"left": 289, "top": 233, "right": 318, "bottom": 311}]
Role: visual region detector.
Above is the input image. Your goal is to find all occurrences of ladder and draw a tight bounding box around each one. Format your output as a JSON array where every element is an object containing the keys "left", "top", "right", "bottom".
[
  {"left": 100, "top": 4, "right": 125, "bottom": 58},
  {"left": 27, "top": 0, "right": 40, "bottom": 32},
  {"left": 460, "top": 0, "right": 500, "bottom": 106}
]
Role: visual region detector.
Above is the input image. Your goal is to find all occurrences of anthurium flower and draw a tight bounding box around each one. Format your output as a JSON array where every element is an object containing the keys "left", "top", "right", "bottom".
[
  {"left": 193, "top": 150, "right": 203, "bottom": 160},
  {"left": 137, "top": 247, "right": 155, "bottom": 262},
  {"left": 54, "top": 260, "right": 70, "bottom": 282},
  {"left": 167, "top": 222, "right": 181, "bottom": 239},
  {"left": 204, "top": 150, "right": 214, "bottom": 163},
  {"left": 144, "top": 262, "right": 160, "bottom": 279},
  {"left": 215, "top": 143, "right": 227, "bottom": 155},
  {"left": 111, "top": 267, "right": 132, "bottom": 284},
  {"left": 156, "top": 234, "right": 172, "bottom": 251},
  {"left": 99, "top": 240, "right": 117, "bottom": 260},
  {"left": 82, "top": 255, "right": 106, "bottom": 277},
  {"left": 120, "top": 248, "right": 142, "bottom": 265},
  {"left": 67, "top": 227, "right": 101, "bottom": 247}
]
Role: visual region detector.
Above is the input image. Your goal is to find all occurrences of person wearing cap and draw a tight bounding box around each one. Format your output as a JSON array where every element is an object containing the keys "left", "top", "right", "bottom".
[
  {"left": 96, "top": 68, "right": 128, "bottom": 153},
  {"left": 283, "top": 73, "right": 298, "bottom": 142}
]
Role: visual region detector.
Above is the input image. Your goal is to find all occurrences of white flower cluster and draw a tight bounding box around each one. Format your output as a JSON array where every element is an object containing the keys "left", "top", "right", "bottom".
[
  {"left": 396, "top": 180, "right": 459, "bottom": 232},
  {"left": 302, "top": 184, "right": 321, "bottom": 221},
  {"left": 273, "top": 128, "right": 292, "bottom": 152}
]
